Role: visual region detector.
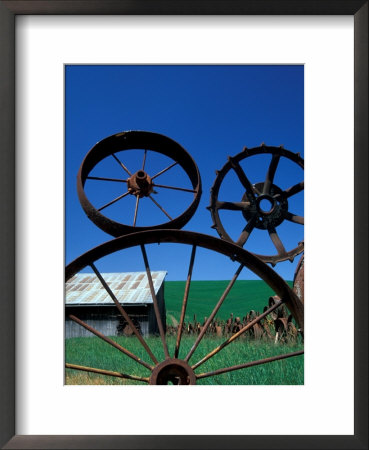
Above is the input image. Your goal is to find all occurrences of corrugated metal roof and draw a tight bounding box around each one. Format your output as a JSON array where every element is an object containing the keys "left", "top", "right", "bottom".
[{"left": 65, "top": 271, "right": 166, "bottom": 306}]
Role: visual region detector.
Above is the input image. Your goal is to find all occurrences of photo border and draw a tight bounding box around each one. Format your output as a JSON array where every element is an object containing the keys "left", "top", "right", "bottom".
[{"left": 0, "top": 1, "right": 367, "bottom": 448}]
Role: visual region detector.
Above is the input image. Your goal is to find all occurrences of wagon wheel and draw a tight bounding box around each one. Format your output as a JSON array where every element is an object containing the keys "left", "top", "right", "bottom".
[
  {"left": 65, "top": 230, "right": 303, "bottom": 385},
  {"left": 208, "top": 145, "right": 304, "bottom": 265},
  {"left": 77, "top": 131, "right": 202, "bottom": 237}
]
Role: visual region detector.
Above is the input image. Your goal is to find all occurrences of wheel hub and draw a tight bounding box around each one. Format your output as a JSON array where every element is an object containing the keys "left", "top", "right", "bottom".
[
  {"left": 149, "top": 358, "right": 196, "bottom": 385},
  {"left": 256, "top": 195, "right": 276, "bottom": 215},
  {"left": 242, "top": 182, "right": 288, "bottom": 230},
  {"left": 127, "top": 170, "right": 153, "bottom": 198}
]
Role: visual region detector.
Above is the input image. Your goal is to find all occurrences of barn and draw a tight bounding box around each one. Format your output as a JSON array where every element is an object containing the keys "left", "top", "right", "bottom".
[{"left": 65, "top": 271, "right": 166, "bottom": 338}]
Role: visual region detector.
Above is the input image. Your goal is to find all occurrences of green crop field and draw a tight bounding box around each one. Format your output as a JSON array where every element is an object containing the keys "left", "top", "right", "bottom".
[
  {"left": 65, "top": 335, "right": 303, "bottom": 385},
  {"left": 164, "top": 280, "right": 293, "bottom": 324},
  {"left": 65, "top": 279, "right": 303, "bottom": 386}
]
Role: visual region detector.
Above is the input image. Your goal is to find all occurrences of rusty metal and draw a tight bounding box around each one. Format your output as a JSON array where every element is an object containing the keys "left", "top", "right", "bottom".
[
  {"left": 66, "top": 229, "right": 303, "bottom": 385},
  {"left": 293, "top": 253, "right": 304, "bottom": 303},
  {"left": 184, "top": 263, "right": 244, "bottom": 362},
  {"left": 140, "top": 244, "right": 170, "bottom": 359},
  {"left": 274, "top": 317, "right": 290, "bottom": 343},
  {"left": 127, "top": 170, "right": 154, "bottom": 197},
  {"left": 90, "top": 262, "right": 159, "bottom": 364},
  {"left": 195, "top": 350, "right": 304, "bottom": 380},
  {"left": 208, "top": 144, "right": 304, "bottom": 265},
  {"left": 167, "top": 304, "right": 300, "bottom": 342},
  {"left": 149, "top": 359, "right": 196, "bottom": 385},
  {"left": 77, "top": 131, "right": 202, "bottom": 236},
  {"left": 148, "top": 194, "right": 172, "bottom": 220},
  {"left": 191, "top": 298, "right": 284, "bottom": 369},
  {"left": 97, "top": 191, "right": 130, "bottom": 212},
  {"left": 174, "top": 245, "right": 196, "bottom": 358},
  {"left": 68, "top": 314, "right": 153, "bottom": 371},
  {"left": 65, "top": 363, "right": 150, "bottom": 383},
  {"left": 66, "top": 230, "right": 304, "bottom": 330}
]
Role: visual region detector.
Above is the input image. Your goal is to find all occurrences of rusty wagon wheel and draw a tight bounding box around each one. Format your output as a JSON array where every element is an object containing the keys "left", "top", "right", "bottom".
[
  {"left": 77, "top": 131, "right": 202, "bottom": 237},
  {"left": 65, "top": 230, "right": 304, "bottom": 385},
  {"left": 208, "top": 145, "right": 304, "bottom": 265}
]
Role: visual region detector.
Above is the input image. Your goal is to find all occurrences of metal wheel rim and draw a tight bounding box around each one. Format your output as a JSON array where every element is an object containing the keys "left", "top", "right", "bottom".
[
  {"left": 77, "top": 131, "right": 202, "bottom": 237},
  {"left": 66, "top": 230, "right": 304, "bottom": 385},
  {"left": 209, "top": 145, "right": 304, "bottom": 265}
]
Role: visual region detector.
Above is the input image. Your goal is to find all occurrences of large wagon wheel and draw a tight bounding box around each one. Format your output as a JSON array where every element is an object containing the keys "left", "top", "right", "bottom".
[
  {"left": 77, "top": 131, "right": 202, "bottom": 237},
  {"left": 208, "top": 145, "right": 304, "bottom": 265},
  {"left": 65, "top": 230, "right": 303, "bottom": 385}
]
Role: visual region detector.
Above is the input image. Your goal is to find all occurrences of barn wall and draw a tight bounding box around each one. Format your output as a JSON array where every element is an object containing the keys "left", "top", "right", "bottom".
[
  {"left": 65, "top": 317, "right": 120, "bottom": 338},
  {"left": 148, "top": 284, "right": 166, "bottom": 335},
  {"left": 65, "top": 305, "right": 150, "bottom": 338}
]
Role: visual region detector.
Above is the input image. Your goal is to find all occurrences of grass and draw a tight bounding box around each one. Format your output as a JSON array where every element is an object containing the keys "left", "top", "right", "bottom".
[
  {"left": 65, "top": 335, "right": 303, "bottom": 386},
  {"left": 65, "top": 280, "right": 302, "bottom": 385},
  {"left": 164, "top": 280, "right": 292, "bottom": 324}
]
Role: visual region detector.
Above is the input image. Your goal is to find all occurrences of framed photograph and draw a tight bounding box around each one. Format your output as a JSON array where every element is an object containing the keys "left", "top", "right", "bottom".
[
  {"left": 1, "top": 1, "right": 367, "bottom": 449},
  {"left": 64, "top": 64, "right": 305, "bottom": 390}
]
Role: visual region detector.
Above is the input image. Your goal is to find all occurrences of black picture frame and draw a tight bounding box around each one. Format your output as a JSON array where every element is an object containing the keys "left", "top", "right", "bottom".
[{"left": 0, "top": 1, "right": 367, "bottom": 449}]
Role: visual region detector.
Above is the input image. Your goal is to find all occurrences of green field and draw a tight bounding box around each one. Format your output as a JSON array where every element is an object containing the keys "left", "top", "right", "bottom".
[
  {"left": 65, "top": 279, "right": 303, "bottom": 386},
  {"left": 65, "top": 335, "right": 303, "bottom": 385},
  {"left": 164, "top": 280, "right": 292, "bottom": 324}
]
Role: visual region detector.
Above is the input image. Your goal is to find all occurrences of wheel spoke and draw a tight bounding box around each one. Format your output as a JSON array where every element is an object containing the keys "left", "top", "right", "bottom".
[
  {"left": 268, "top": 226, "right": 287, "bottom": 256},
  {"left": 174, "top": 245, "right": 197, "bottom": 358},
  {"left": 185, "top": 264, "right": 244, "bottom": 362},
  {"left": 97, "top": 191, "right": 130, "bottom": 212},
  {"left": 152, "top": 183, "right": 197, "bottom": 194},
  {"left": 195, "top": 350, "right": 304, "bottom": 380},
  {"left": 65, "top": 363, "right": 150, "bottom": 383},
  {"left": 148, "top": 195, "right": 173, "bottom": 220},
  {"left": 252, "top": 184, "right": 262, "bottom": 195},
  {"left": 133, "top": 195, "right": 140, "bottom": 226},
  {"left": 284, "top": 211, "right": 304, "bottom": 225},
  {"left": 151, "top": 161, "right": 178, "bottom": 180},
  {"left": 192, "top": 299, "right": 283, "bottom": 370},
  {"left": 140, "top": 245, "right": 170, "bottom": 359},
  {"left": 284, "top": 181, "right": 304, "bottom": 198},
  {"left": 236, "top": 216, "right": 257, "bottom": 246},
  {"left": 142, "top": 149, "right": 147, "bottom": 171},
  {"left": 263, "top": 154, "right": 280, "bottom": 194},
  {"left": 87, "top": 176, "right": 128, "bottom": 183},
  {"left": 216, "top": 201, "right": 250, "bottom": 211},
  {"left": 90, "top": 263, "right": 158, "bottom": 364},
  {"left": 68, "top": 315, "right": 153, "bottom": 371},
  {"left": 229, "top": 159, "right": 255, "bottom": 197},
  {"left": 111, "top": 153, "right": 132, "bottom": 176}
]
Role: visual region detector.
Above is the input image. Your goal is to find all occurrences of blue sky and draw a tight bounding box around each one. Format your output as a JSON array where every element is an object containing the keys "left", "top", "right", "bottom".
[{"left": 65, "top": 65, "right": 304, "bottom": 281}]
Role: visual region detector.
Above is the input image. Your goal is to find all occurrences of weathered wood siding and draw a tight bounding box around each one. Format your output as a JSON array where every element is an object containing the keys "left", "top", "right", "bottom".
[
  {"left": 148, "top": 284, "right": 166, "bottom": 334},
  {"left": 65, "top": 285, "right": 166, "bottom": 338}
]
